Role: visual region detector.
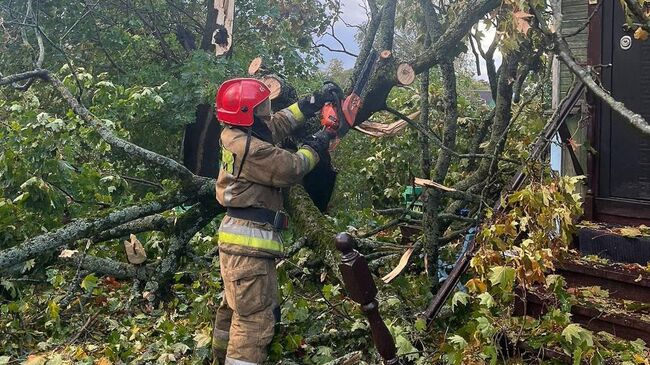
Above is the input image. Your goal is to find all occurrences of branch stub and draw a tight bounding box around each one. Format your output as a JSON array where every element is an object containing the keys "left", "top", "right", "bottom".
[
  {"left": 396, "top": 63, "right": 415, "bottom": 85},
  {"left": 248, "top": 57, "right": 263, "bottom": 75}
]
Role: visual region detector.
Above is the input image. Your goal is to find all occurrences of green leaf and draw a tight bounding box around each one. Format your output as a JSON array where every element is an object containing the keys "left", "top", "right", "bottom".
[
  {"left": 0, "top": 356, "right": 10, "bottom": 365},
  {"left": 395, "top": 334, "right": 416, "bottom": 356},
  {"left": 489, "top": 266, "right": 516, "bottom": 290},
  {"left": 12, "top": 192, "right": 30, "bottom": 204},
  {"left": 448, "top": 334, "right": 468, "bottom": 349},
  {"left": 47, "top": 301, "right": 59, "bottom": 321},
  {"left": 194, "top": 328, "right": 212, "bottom": 348},
  {"left": 385, "top": 297, "right": 401, "bottom": 307},
  {"left": 451, "top": 292, "right": 470, "bottom": 311},
  {"left": 22, "top": 259, "right": 36, "bottom": 273},
  {"left": 414, "top": 318, "right": 426, "bottom": 332},
  {"left": 562, "top": 323, "right": 593, "bottom": 347},
  {"left": 629, "top": 338, "right": 647, "bottom": 352},
  {"left": 545, "top": 274, "right": 565, "bottom": 290},
  {"left": 478, "top": 292, "right": 496, "bottom": 308},
  {"left": 322, "top": 284, "right": 340, "bottom": 301},
  {"left": 475, "top": 316, "right": 494, "bottom": 338},
  {"left": 285, "top": 334, "right": 302, "bottom": 351},
  {"left": 80, "top": 274, "right": 98, "bottom": 293},
  {"left": 572, "top": 347, "right": 583, "bottom": 365},
  {"left": 171, "top": 342, "right": 190, "bottom": 354}
]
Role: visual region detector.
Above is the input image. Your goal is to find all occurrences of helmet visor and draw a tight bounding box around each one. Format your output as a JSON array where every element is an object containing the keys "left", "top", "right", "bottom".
[{"left": 254, "top": 98, "right": 272, "bottom": 119}]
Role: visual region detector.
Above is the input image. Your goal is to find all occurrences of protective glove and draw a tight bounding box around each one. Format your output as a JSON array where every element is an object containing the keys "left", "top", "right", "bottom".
[
  {"left": 298, "top": 81, "right": 344, "bottom": 118},
  {"left": 301, "top": 129, "right": 335, "bottom": 158},
  {"left": 320, "top": 81, "right": 344, "bottom": 102}
]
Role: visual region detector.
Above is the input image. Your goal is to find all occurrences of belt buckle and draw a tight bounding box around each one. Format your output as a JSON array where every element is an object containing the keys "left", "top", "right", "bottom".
[{"left": 273, "top": 210, "right": 289, "bottom": 231}]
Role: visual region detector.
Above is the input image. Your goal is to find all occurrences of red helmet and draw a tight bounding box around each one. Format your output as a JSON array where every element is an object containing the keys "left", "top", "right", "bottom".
[{"left": 215, "top": 78, "right": 271, "bottom": 127}]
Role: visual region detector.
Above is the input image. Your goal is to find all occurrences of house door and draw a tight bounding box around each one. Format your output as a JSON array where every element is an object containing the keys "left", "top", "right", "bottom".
[{"left": 596, "top": 0, "right": 650, "bottom": 223}]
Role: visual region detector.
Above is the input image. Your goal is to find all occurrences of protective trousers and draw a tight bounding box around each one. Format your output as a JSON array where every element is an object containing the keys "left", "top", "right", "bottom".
[{"left": 213, "top": 251, "right": 279, "bottom": 365}]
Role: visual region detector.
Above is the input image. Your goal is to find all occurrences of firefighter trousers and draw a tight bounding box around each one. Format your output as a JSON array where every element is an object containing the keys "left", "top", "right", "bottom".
[{"left": 213, "top": 250, "right": 279, "bottom": 365}]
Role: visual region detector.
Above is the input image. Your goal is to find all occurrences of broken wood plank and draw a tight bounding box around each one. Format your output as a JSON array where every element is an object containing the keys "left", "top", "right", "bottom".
[
  {"left": 414, "top": 177, "right": 457, "bottom": 192},
  {"left": 213, "top": 0, "right": 234, "bottom": 56}
]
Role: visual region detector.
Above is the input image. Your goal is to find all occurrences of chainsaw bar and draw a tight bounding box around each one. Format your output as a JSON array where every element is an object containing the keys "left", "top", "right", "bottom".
[{"left": 342, "top": 49, "right": 379, "bottom": 129}]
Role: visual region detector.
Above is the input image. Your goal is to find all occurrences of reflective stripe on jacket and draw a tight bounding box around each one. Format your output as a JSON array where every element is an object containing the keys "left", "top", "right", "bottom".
[{"left": 218, "top": 216, "right": 283, "bottom": 254}]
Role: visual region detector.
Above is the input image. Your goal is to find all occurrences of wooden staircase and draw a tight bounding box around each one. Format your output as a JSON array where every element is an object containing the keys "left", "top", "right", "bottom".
[{"left": 516, "top": 226, "right": 650, "bottom": 343}]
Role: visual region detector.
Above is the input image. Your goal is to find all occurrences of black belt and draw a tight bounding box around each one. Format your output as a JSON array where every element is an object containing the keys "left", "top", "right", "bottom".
[{"left": 226, "top": 207, "right": 289, "bottom": 230}]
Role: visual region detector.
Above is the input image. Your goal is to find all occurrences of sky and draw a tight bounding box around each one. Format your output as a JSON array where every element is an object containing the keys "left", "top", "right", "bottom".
[
  {"left": 315, "top": 0, "right": 367, "bottom": 69},
  {"left": 315, "top": 0, "right": 502, "bottom": 81}
]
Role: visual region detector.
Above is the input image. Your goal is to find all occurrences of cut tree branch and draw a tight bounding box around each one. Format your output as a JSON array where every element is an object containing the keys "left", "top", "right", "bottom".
[
  {"left": 92, "top": 214, "right": 173, "bottom": 242},
  {"left": 0, "top": 69, "right": 48, "bottom": 86},
  {"left": 0, "top": 193, "right": 188, "bottom": 272},
  {"left": 60, "top": 252, "right": 155, "bottom": 280}
]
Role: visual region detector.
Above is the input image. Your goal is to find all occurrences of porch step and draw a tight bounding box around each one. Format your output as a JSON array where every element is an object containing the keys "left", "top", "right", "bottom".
[
  {"left": 575, "top": 226, "right": 650, "bottom": 265},
  {"left": 516, "top": 258, "right": 650, "bottom": 343},
  {"left": 515, "top": 291, "right": 650, "bottom": 343},
  {"left": 520, "top": 288, "right": 650, "bottom": 343},
  {"left": 557, "top": 257, "right": 650, "bottom": 303}
]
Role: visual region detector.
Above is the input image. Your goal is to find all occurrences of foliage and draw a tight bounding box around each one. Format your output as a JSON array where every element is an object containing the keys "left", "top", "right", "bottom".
[{"left": 441, "top": 175, "right": 650, "bottom": 364}]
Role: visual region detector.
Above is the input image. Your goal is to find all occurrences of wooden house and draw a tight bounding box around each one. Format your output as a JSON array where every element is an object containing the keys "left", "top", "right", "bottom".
[
  {"left": 536, "top": 0, "right": 650, "bottom": 345},
  {"left": 554, "top": 0, "right": 650, "bottom": 226}
]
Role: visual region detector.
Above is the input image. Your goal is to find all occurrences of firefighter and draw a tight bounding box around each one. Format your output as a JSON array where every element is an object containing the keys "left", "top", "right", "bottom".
[{"left": 212, "top": 78, "right": 343, "bottom": 365}]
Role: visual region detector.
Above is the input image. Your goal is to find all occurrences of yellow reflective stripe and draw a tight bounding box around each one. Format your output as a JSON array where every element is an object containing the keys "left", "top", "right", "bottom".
[
  {"left": 287, "top": 103, "right": 305, "bottom": 123},
  {"left": 218, "top": 231, "right": 283, "bottom": 252},
  {"left": 221, "top": 148, "right": 235, "bottom": 174},
  {"left": 297, "top": 148, "right": 317, "bottom": 170}
]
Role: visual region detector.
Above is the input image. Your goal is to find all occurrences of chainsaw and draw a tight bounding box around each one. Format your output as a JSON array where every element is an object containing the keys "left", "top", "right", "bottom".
[
  {"left": 304, "top": 49, "right": 379, "bottom": 212},
  {"left": 320, "top": 49, "right": 379, "bottom": 140}
]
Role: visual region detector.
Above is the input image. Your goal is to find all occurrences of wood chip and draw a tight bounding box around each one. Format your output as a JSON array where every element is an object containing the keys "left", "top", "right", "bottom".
[
  {"left": 248, "top": 57, "right": 263, "bottom": 75},
  {"left": 414, "top": 177, "right": 457, "bottom": 192},
  {"left": 124, "top": 233, "right": 147, "bottom": 265},
  {"left": 59, "top": 249, "right": 79, "bottom": 258},
  {"left": 381, "top": 247, "right": 415, "bottom": 283},
  {"left": 354, "top": 111, "right": 419, "bottom": 137}
]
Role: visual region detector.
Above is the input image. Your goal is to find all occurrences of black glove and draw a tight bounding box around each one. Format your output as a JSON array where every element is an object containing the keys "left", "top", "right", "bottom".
[
  {"left": 302, "top": 129, "right": 335, "bottom": 157},
  {"left": 298, "top": 81, "right": 344, "bottom": 118},
  {"left": 320, "top": 81, "right": 344, "bottom": 102}
]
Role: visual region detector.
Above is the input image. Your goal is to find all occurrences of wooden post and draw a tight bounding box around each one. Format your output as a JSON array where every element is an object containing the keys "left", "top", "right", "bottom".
[{"left": 335, "top": 233, "right": 401, "bottom": 365}]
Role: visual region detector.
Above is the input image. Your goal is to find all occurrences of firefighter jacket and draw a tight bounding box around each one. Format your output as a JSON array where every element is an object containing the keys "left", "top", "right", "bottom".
[{"left": 216, "top": 103, "right": 319, "bottom": 257}]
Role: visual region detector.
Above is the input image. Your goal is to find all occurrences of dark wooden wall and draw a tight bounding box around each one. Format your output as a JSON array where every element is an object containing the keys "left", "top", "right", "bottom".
[{"left": 557, "top": 0, "right": 590, "bottom": 180}]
